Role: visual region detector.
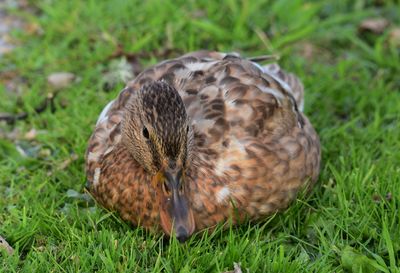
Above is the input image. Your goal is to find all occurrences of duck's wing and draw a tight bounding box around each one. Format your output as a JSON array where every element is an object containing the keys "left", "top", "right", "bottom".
[
  {"left": 260, "top": 63, "right": 305, "bottom": 111},
  {"left": 85, "top": 86, "right": 133, "bottom": 188},
  {"left": 181, "top": 51, "right": 305, "bottom": 110},
  {"left": 130, "top": 51, "right": 303, "bottom": 144}
]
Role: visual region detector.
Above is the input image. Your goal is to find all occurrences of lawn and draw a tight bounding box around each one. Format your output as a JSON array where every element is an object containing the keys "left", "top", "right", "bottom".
[{"left": 0, "top": 0, "right": 399, "bottom": 272}]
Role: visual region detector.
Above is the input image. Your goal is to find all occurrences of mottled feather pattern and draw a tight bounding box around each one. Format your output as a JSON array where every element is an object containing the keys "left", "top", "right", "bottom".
[{"left": 85, "top": 51, "right": 320, "bottom": 233}]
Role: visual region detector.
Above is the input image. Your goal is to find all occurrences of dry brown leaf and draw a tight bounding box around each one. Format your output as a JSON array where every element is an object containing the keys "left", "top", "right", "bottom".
[
  {"left": 298, "top": 42, "right": 318, "bottom": 60},
  {"left": 102, "top": 58, "right": 135, "bottom": 91},
  {"left": 23, "top": 22, "right": 43, "bottom": 35},
  {"left": 0, "top": 127, "right": 20, "bottom": 140},
  {"left": 58, "top": 153, "right": 79, "bottom": 170},
  {"left": 47, "top": 72, "right": 76, "bottom": 90},
  {"left": 388, "top": 28, "right": 400, "bottom": 47},
  {"left": 0, "top": 236, "right": 14, "bottom": 255},
  {"left": 359, "top": 18, "right": 390, "bottom": 34},
  {"left": 24, "top": 128, "right": 38, "bottom": 140},
  {"left": 372, "top": 193, "right": 381, "bottom": 203},
  {"left": 47, "top": 153, "right": 79, "bottom": 176},
  {"left": 223, "top": 262, "right": 244, "bottom": 273}
]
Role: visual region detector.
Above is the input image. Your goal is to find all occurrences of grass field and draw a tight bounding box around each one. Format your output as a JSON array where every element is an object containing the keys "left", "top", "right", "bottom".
[{"left": 0, "top": 0, "right": 399, "bottom": 272}]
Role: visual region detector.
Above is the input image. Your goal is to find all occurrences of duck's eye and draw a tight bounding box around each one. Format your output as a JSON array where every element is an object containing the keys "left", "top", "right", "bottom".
[{"left": 142, "top": 127, "right": 149, "bottom": 139}]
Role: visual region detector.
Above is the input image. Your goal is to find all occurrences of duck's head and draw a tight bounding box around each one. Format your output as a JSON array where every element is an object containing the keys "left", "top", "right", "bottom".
[{"left": 122, "top": 80, "right": 195, "bottom": 242}]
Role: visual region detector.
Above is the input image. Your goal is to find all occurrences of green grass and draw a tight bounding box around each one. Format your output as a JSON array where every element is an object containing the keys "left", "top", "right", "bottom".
[{"left": 1, "top": 0, "right": 399, "bottom": 272}]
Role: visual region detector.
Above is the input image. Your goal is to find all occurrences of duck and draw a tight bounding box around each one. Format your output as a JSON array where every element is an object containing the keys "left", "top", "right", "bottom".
[{"left": 85, "top": 50, "right": 321, "bottom": 242}]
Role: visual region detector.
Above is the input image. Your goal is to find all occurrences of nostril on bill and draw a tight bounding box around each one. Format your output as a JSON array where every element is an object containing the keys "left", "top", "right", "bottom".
[{"left": 176, "top": 226, "right": 189, "bottom": 243}]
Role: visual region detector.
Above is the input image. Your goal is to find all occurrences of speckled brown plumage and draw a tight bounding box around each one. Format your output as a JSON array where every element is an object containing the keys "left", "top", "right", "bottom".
[{"left": 85, "top": 51, "right": 321, "bottom": 241}]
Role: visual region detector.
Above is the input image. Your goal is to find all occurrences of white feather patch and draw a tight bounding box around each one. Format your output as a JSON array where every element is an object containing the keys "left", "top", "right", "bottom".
[
  {"left": 193, "top": 119, "right": 215, "bottom": 132},
  {"left": 93, "top": 168, "right": 101, "bottom": 186},
  {"left": 230, "top": 137, "right": 247, "bottom": 153},
  {"left": 174, "top": 68, "right": 193, "bottom": 80},
  {"left": 87, "top": 152, "right": 100, "bottom": 162},
  {"left": 251, "top": 61, "right": 265, "bottom": 73},
  {"left": 214, "top": 158, "right": 228, "bottom": 176},
  {"left": 216, "top": 187, "right": 231, "bottom": 203},
  {"left": 251, "top": 61, "right": 299, "bottom": 105},
  {"left": 103, "top": 146, "right": 114, "bottom": 156},
  {"left": 258, "top": 85, "right": 285, "bottom": 102},
  {"left": 185, "top": 61, "right": 217, "bottom": 71},
  {"left": 96, "top": 100, "right": 114, "bottom": 125}
]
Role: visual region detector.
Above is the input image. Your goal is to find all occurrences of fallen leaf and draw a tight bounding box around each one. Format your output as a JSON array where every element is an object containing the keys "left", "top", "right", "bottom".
[
  {"left": 0, "top": 127, "right": 20, "bottom": 140},
  {"left": 106, "top": 45, "right": 143, "bottom": 77},
  {"left": 223, "top": 262, "right": 244, "bottom": 273},
  {"left": 38, "top": 148, "right": 51, "bottom": 158},
  {"left": 2, "top": 75, "right": 27, "bottom": 95},
  {"left": 101, "top": 31, "right": 118, "bottom": 46},
  {"left": 57, "top": 153, "right": 78, "bottom": 170},
  {"left": 67, "top": 189, "right": 91, "bottom": 202},
  {"left": 23, "top": 22, "right": 43, "bottom": 35},
  {"left": 359, "top": 18, "right": 390, "bottom": 34},
  {"left": 35, "top": 246, "right": 46, "bottom": 252},
  {"left": 1, "top": 127, "right": 46, "bottom": 141},
  {"left": 372, "top": 193, "right": 381, "bottom": 203},
  {"left": 24, "top": 128, "right": 38, "bottom": 140},
  {"left": 299, "top": 42, "right": 316, "bottom": 60},
  {"left": 66, "top": 189, "right": 81, "bottom": 198},
  {"left": 101, "top": 58, "right": 135, "bottom": 91},
  {"left": 0, "top": 235, "right": 14, "bottom": 255},
  {"left": 388, "top": 28, "right": 400, "bottom": 47},
  {"left": 15, "top": 144, "right": 29, "bottom": 157},
  {"left": 47, "top": 72, "right": 76, "bottom": 90},
  {"left": 341, "top": 246, "right": 386, "bottom": 273},
  {"left": 47, "top": 153, "right": 78, "bottom": 176}
]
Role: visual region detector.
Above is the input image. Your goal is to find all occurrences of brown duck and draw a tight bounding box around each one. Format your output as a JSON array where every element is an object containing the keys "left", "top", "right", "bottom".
[{"left": 85, "top": 51, "right": 320, "bottom": 242}]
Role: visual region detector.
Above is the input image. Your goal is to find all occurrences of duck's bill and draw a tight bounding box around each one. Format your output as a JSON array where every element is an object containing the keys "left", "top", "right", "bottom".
[{"left": 159, "top": 170, "right": 195, "bottom": 243}]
